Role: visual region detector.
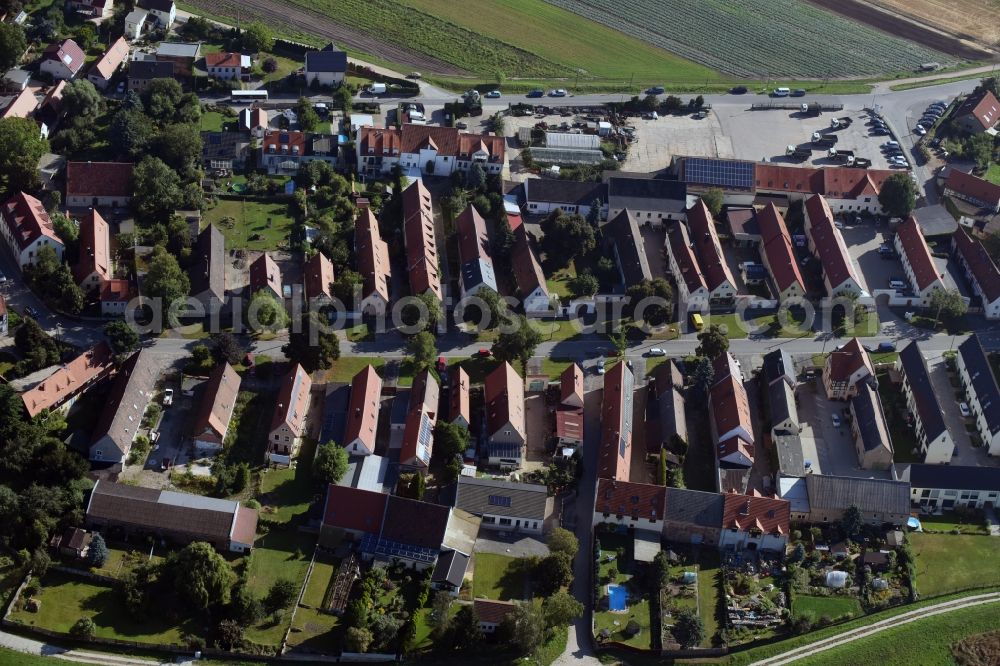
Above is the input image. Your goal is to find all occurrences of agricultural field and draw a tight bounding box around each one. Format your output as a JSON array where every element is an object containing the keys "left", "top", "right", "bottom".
[
  {"left": 864, "top": 0, "right": 1000, "bottom": 51},
  {"left": 542, "top": 0, "right": 951, "bottom": 78}
]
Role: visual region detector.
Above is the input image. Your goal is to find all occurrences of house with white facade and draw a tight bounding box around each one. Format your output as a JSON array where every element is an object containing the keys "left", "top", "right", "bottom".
[
  {"left": 511, "top": 226, "right": 550, "bottom": 314},
  {"left": 956, "top": 334, "right": 1000, "bottom": 455},
  {"left": 593, "top": 478, "right": 665, "bottom": 533},
  {"left": 304, "top": 45, "right": 347, "bottom": 86},
  {"left": 0, "top": 192, "right": 64, "bottom": 270},
  {"left": 897, "top": 342, "right": 953, "bottom": 464},
  {"left": 523, "top": 178, "right": 606, "bottom": 218},
  {"left": 686, "top": 199, "right": 737, "bottom": 305},
  {"left": 665, "top": 220, "right": 709, "bottom": 311},
  {"left": 357, "top": 124, "right": 506, "bottom": 177},
  {"left": 894, "top": 215, "right": 947, "bottom": 307},
  {"left": 903, "top": 464, "right": 1000, "bottom": 511},
  {"left": 718, "top": 493, "right": 790, "bottom": 553},
  {"left": 952, "top": 229, "right": 1000, "bottom": 320},
  {"left": 138, "top": 0, "right": 175, "bottom": 27},
  {"left": 455, "top": 476, "right": 548, "bottom": 534},
  {"left": 40, "top": 39, "right": 85, "bottom": 80},
  {"left": 757, "top": 203, "right": 806, "bottom": 302},
  {"left": 123, "top": 9, "right": 148, "bottom": 40},
  {"left": 455, "top": 205, "right": 497, "bottom": 298},
  {"left": 485, "top": 362, "right": 525, "bottom": 469},
  {"left": 804, "top": 194, "right": 865, "bottom": 297},
  {"left": 205, "top": 52, "right": 250, "bottom": 81}
]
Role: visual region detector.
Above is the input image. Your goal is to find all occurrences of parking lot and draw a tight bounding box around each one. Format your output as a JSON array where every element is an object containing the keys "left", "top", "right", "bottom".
[
  {"left": 623, "top": 113, "right": 734, "bottom": 172},
  {"left": 841, "top": 223, "right": 904, "bottom": 295}
]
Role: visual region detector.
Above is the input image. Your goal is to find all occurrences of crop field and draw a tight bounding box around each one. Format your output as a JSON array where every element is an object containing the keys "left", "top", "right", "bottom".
[
  {"left": 867, "top": 0, "right": 1000, "bottom": 51},
  {"left": 542, "top": 0, "right": 951, "bottom": 78}
]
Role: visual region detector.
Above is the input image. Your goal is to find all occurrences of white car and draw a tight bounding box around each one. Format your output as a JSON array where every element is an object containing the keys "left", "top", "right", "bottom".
[
  {"left": 596, "top": 359, "right": 606, "bottom": 375},
  {"left": 648, "top": 348, "right": 666, "bottom": 357},
  {"left": 549, "top": 88, "right": 567, "bottom": 97},
  {"left": 914, "top": 125, "right": 927, "bottom": 135},
  {"left": 883, "top": 140, "right": 899, "bottom": 148},
  {"left": 960, "top": 402, "right": 971, "bottom": 418},
  {"left": 162, "top": 388, "right": 174, "bottom": 407},
  {"left": 486, "top": 90, "right": 501, "bottom": 98},
  {"left": 831, "top": 413, "right": 842, "bottom": 428}
]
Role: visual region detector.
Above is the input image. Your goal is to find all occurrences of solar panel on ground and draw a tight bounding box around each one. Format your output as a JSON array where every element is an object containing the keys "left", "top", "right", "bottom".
[{"left": 684, "top": 158, "right": 755, "bottom": 190}]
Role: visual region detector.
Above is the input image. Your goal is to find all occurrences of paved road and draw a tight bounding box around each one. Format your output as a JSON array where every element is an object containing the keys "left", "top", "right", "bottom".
[
  {"left": 749, "top": 592, "right": 1000, "bottom": 666},
  {"left": 0, "top": 627, "right": 174, "bottom": 665}
]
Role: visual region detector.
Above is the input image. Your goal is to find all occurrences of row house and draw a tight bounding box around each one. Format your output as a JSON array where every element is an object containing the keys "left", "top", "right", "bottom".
[
  {"left": 849, "top": 381, "right": 894, "bottom": 470},
  {"left": 523, "top": 178, "right": 606, "bottom": 218},
  {"left": 686, "top": 199, "right": 737, "bottom": 305},
  {"left": 267, "top": 364, "right": 312, "bottom": 464},
  {"left": 20, "top": 343, "right": 114, "bottom": 418},
  {"left": 756, "top": 203, "right": 806, "bottom": 302},
  {"left": 448, "top": 366, "right": 470, "bottom": 430},
  {"left": 555, "top": 364, "right": 584, "bottom": 448},
  {"left": 484, "top": 362, "right": 526, "bottom": 469},
  {"left": 259, "top": 130, "right": 338, "bottom": 175},
  {"left": 956, "top": 334, "right": 1000, "bottom": 455},
  {"left": 402, "top": 180, "right": 444, "bottom": 306},
  {"left": 454, "top": 476, "right": 548, "bottom": 535},
  {"left": 304, "top": 251, "right": 335, "bottom": 308},
  {"left": 511, "top": 226, "right": 551, "bottom": 314},
  {"left": 602, "top": 210, "right": 652, "bottom": 291},
  {"left": 665, "top": 220, "right": 709, "bottom": 311},
  {"left": 952, "top": 229, "right": 1000, "bottom": 320},
  {"left": 456, "top": 205, "right": 497, "bottom": 298},
  {"left": 343, "top": 365, "right": 383, "bottom": 456},
  {"left": 356, "top": 124, "right": 506, "bottom": 177},
  {"left": 606, "top": 175, "right": 688, "bottom": 224},
  {"left": 191, "top": 363, "right": 241, "bottom": 455},
  {"left": 249, "top": 252, "right": 282, "bottom": 300},
  {"left": 823, "top": 338, "right": 874, "bottom": 400},
  {"left": 400, "top": 369, "right": 439, "bottom": 470},
  {"left": 354, "top": 207, "right": 391, "bottom": 315},
  {"left": 597, "top": 361, "right": 635, "bottom": 481},
  {"left": 74, "top": 210, "right": 111, "bottom": 294},
  {"left": 710, "top": 354, "right": 754, "bottom": 468},
  {"left": 804, "top": 194, "right": 865, "bottom": 298},
  {"left": 1, "top": 192, "right": 64, "bottom": 270},
  {"left": 943, "top": 168, "right": 1000, "bottom": 214},
  {"left": 89, "top": 350, "right": 157, "bottom": 465},
  {"left": 896, "top": 342, "right": 953, "bottom": 464},
  {"left": 903, "top": 464, "right": 1000, "bottom": 511},
  {"left": 894, "top": 216, "right": 948, "bottom": 307}
]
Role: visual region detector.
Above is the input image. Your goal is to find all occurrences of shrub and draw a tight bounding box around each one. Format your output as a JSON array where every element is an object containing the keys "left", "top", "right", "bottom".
[{"left": 70, "top": 617, "right": 96, "bottom": 639}]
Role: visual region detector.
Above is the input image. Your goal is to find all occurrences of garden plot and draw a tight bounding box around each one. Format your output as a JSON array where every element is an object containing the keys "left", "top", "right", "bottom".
[
  {"left": 721, "top": 550, "right": 789, "bottom": 645},
  {"left": 593, "top": 529, "right": 653, "bottom": 649}
]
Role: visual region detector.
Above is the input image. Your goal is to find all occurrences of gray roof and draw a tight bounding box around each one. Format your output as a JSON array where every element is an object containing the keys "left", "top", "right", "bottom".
[
  {"left": 898, "top": 342, "right": 947, "bottom": 443},
  {"left": 306, "top": 49, "right": 347, "bottom": 73},
  {"left": 654, "top": 361, "right": 687, "bottom": 446},
  {"left": 769, "top": 378, "right": 798, "bottom": 429},
  {"left": 525, "top": 178, "right": 607, "bottom": 206},
  {"left": 911, "top": 204, "right": 958, "bottom": 237},
  {"left": 906, "top": 463, "right": 1000, "bottom": 492},
  {"left": 774, "top": 433, "right": 805, "bottom": 477},
  {"left": 958, "top": 334, "right": 1000, "bottom": 437},
  {"left": 340, "top": 454, "right": 390, "bottom": 493},
  {"left": 156, "top": 42, "right": 199, "bottom": 59},
  {"left": 663, "top": 487, "right": 724, "bottom": 527},
  {"left": 454, "top": 476, "right": 547, "bottom": 521},
  {"left": 607, "top": 175, "right": 687, "bottom": 213},
  {"left": 431, "top": 549, "right": 469, "bottom": 588},
  {"left": 139, "top": 0, "right": 174, "bottom": 12},
  {"left": 850, "top": 382, "right": 892, "bottom": 453},
  {"left": 90, "top": 350, "right": 158, "bottom": 460},
  {"left": 201, "top": 131, "right": 248, "bottom": 165},
  {"left": 762, "top": 349, "right": 795, "bottom": 386},
  {"left": 320, "top": 383, "right": 350, "bottom": 446},
  {"left": 128, "top": 59, "right": 174, "bottom": 80},
  {"left": 806, "top": 474, "right": 910, "bottom": 516},
  {"left": 189, "top": 225, "right": 225, "bottom": 303},
  {"left": 602, "top": 209, "right": 652, "bottom": 287}
]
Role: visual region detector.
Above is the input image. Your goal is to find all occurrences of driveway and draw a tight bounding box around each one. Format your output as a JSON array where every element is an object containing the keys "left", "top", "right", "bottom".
[{"left": 926, "top": 355, "right": 1000, "bottom": 467}]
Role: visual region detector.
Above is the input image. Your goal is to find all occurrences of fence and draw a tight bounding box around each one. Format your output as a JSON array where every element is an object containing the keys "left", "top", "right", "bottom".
[{"left": 751, "top": 103, "right": 845, "bottom": 111}]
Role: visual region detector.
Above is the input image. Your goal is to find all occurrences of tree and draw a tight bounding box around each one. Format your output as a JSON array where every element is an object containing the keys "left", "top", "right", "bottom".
[
  {"left": 87, "top": 532, "right": 108, "bottom": 568},
  {"left": 215, "top": 619, "right": 244, "bottom": 650},
  {"left": 212, "top": 332, "right": 244, "bottom": 365},
  {"left": 332, "top": 269, "right": 363, "bottom": 308},
  {"left": 466, "top": 163, "right": 487, "bottom": 191},
  {"left": 672, "top": 608, "right": 704, "bottom": 648},
  {"left": 104, "top": 321, "right": 139, "bottom": 358},
  {"left": 110, "top": 108, "right": 155, "bottom": 157},
  {"left": 542, "top": 590, "right": 583, "bottom": 629},
  {"left": 31, "top": 548, "right": 50, "bottom": 577},
  {"left": 229, "top": 581, "right": 262, "bottom": 625},
  {"left": 283, "top": 311, "right": 340, "bottom": 372},
  {"left": 401, "top": 292, "right": 443, "bottom": 333},
  {"left": 434, "top": 421, "right": 469, "bottom": 461},
  {"left": 51, "top": 211, "right": 78, "bottom": 247},
  {"left": 133, "top": 157, "right": 182, "bottom": 223},
  {"left": 492, "top": 316, "right": 542, "bottom": 373},
  {"left": 144, "top": 246, "right": 190, "bottom": 318},
  {"left": 448, "top": 604, "right": 482, "bottom": 650},
  {"left": 143, "top": 78, "right": 183, "bottom": 122},
  {"left": 929, "top": 287, "right": 968, "bottom": 326},
  {"left": 167, "top": 542, "right": 235, "bottom": 612},
  {"left": 248, "top": 289, "right": 288, "bottom": 330},
  {"left": 313, "top": 441, "right": 349, "bottom": 484},
  {"left": 0, "top": 117, "right": 48, "bottom": 194},
  {"left": 534, "top": 552, "right": 573, "bottom": 596},
  {"left": 70, "top": 616, "right": 96, "bottom": 640},
  {"left": 689, "top": 355, "right": 714, "bottom": 396},
  {"left": 297, "top": 97, "right": 321, "bottom": 133},
  {"left": 568, "top": 271, "right": 599, "bottom": 298},
  {"left": 840, "top": 505, "right": 864, "bottom": 541},
  {"left": 696, "top": 324, "right": 729, "bottom": 360},
  {"left": 262, "top": 57, "right": 278, "bottom": 73},
  {"left": 626, "top": 278, "right": 673, "bottom": 326},
  {"left": 0, "top": 23, "right": 25, "bottom": 71},
  {"left": 476, "top": 288, "right": 511, "bottom": 329},
  {"left": 540, "top": 210, "right": 596, "bottom": 268},
  {"left": 264, "top": 579, "right": 297, "bottom": 616},
  {"left": 192, "top": 344, "right": 212, "bottom": 367},
  {"left": 547, "top": 527, "right": 579, "bottom": 558},
  {"left": 153, "top": 123, "right": 203, "bottom": 179},
  {"left": 407, "top": 331, "right": 437, "bottom": 371},
  {"left": 241, "top": 21, "right": 274, "bottom": 52},
  {"left": 878, "top": 173, "right": 917, "bottom": 218},
  {"left": 345, "top": 626, "right": 373, "bottom": 653},
  {"left": 61, "top": 80, "right": 103, "bottom": 119},
  {"left": 964, "top": 132, "right": 994, "bottom": 170},
  {"left": 701, "top": 187, "right": 724, "bottom": 217},
  {"left": 501, "top": 601, "right": 545, "bottom": 656},
  {"left": 429, "top": 590, "right": 453, "bottom": 640}
]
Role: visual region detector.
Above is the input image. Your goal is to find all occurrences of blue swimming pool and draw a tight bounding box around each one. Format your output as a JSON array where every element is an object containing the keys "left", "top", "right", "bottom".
[{"left": 607, "top": 584, "right": 627, "bottom": 611}]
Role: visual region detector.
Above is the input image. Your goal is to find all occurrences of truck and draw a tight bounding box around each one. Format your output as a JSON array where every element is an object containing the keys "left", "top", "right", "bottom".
[
  {"left": 851, "top": 157, "right": 872, "bottom": 169},
  {"left": 369, "top": 82, "right": 387, "bottom": 95},
  {"left": 812, "top": 132, "right": 838, "bottom": 147},
  {"left": 829, "top": 116, "right": 853, "bottom": 129},
  {"left": 827, "top": 148, "right": 855, "bottom": 164},
  {"left": 800, "top": 102, "right": 822, "bottom": 117},
  {"left": 786, "top": 145, "right": 812, "bottom": 162}
]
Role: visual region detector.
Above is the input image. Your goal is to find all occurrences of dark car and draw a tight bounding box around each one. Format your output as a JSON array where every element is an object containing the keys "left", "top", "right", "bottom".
[
  {"left": 526, "top": 89, "right": 544, "bottom": 98},
  {"left": 871, "top": 128, "right": 889, "bottom": 136},
  {"left": 876, "top": 342, "right": 897, "bottom": 353},
  {"left": 729, "top": 86, "right": 748, "bottom": 94},
  {"left": 24, "top": 305, "right": 39, "bottom": 319},
  {"left": 645, "top": 85, "right": 665, "bottom": 95},
  {"left": 791, "top": 89, "right": 806, "bottom": 97}
]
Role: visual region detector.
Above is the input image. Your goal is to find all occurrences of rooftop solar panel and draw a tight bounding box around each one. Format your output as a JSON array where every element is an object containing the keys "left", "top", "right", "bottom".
[{"left": 684, "top": 158, "right": 755, "bottom": 190}]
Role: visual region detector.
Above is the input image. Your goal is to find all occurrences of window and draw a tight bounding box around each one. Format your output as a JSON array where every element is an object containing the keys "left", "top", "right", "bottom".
[{"left": 498, "top": 518, "right": 511, "bottom": 526}]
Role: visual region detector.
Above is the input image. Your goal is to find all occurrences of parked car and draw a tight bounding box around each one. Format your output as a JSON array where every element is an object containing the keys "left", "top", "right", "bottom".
[
  {"left": 876, "top": 341, "right": 897, "bottom": 353},
  {"left": 455, "top": 121, "right": 468, "bottom": 129},
  {"left": 596, "top": 359, "right": 606, "bottom": 375},
  {"left": 24, "top": 305, "right": 39, "bottom": 318},
  {"left": 729, "top": 86, "right": 748, "bottom": 94},
  {"left": 645, "top": 85, "right": 665, "bottom": 95},
  {"left": 914, "top": 125, "right": 927, "bottom": 135},
  {"left": 960, "top": 402, "right": 971, "bottom": 417},
  {"left": 476, "top": 348, "right": 492, "bottom": 358},
  {"left": 883, "top": 140, "right": 899, "bottom": 148},
  {"left": 831, "top": 414, "right": 842, "bottom": 427},
  {"left": 549, "top": 88, "right": 567, "bottom": 97},
  {"left": 647, "top": 348, "right": 666, "bottom": 357},
  {"left": 871, "top": 128, "right": 889, "bottom": 136},
  {"left": 791, "top": 89, "right": 807, "bottom": 97},
  {"left": 162, "top": 388, "right": 174, "bottom": 406},
  {"left": 486, "top": 90, "right": 501, "bottom": 98},
  {"left": 527, "top": 89, "right": 544, "bottom": 98}
]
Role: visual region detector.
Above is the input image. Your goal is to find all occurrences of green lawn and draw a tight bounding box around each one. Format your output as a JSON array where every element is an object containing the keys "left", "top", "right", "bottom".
[
  {"left": 0, "top": 648, "right": 97, "bottom": 666},
  {"left": 200, "top": 110, "right": 238, "bottom": 132},
  {"left": 473, "top": 553, "right": 527, "bottom": 601},
  {"left": 540, "top": 357, "right": 575, "bottom": 379},
  {"left": 323, "top": 356, "right": 386, "bottom": 383},
  {"left": 258, "top": 464, "right": 315, "bottom": 524},
  {"left": 287, "top": 556, "right": 340, "bottom": 652},
  {"left": 792, "top": 595, "right": 862, "bottom": 621},
  {"left": 911, "top": 533, "right": 1000, "bottom": 597},
  {"left": 793, "top": 600, "right": 1000, "bottom": 666},
  {"left": 644, "top": 356, "right": 670, "bottom": 378},
  {"left": 918, "top": 512, "right": 989, "bottom": 535},
  {"left": 529, "top": 319, "right": 581, "bottom": 342},
  {"left": 696, "top": 553, "right": 722, "bottom": 647},
  {"left": 9, "top": 572, "right": 192, "bottom": 644},
  {"left": 594, "top": 597, "right": 652, "bottom": 649},
  {"left": 448, "top": 356, "right": 502, "bottom": 384},
  {"left": 202, "top": 199, "right": 296, "bottom": 251},
  {"left": 258, "top": 51, "right": 304, "bottom": 84},
  {"left": 244, "top": 529, "right": 316, "bottom": 645},
  {"left": 706, "top": 313, "right": 749, "bottom": 339},
  {"left": 986, "top": 162, "right": 1000, "bottom": 186}
]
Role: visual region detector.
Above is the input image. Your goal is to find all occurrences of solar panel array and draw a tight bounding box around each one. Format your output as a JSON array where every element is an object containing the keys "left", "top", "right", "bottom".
[
  {"left": 488, "top": 495, "right": 512, "bottom": 507},
  {"left": 684, "top": 158, "right": 755, "bottom": 190}
]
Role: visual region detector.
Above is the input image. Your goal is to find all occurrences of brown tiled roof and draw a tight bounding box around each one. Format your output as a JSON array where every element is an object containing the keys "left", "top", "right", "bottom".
[
  {"left": 686, "top": 200, "right": 735, "bottom": 291},
  {"left": 21, "top": 342, "right": 114, "bottom": 418},
  {"left": 896, "top": 216, "right": 942, "bottom": 291},
  {"left": 945, "top": 169, "right": 1000, "bottom": 206},
  {"left": 456, "top": 205, "right": 491, "bottom": 266},
  {"left": 598, "top": 361, "right": 634, "bottom": 481},
  {"left": 304, "top": 251, "right": 334, "bottom": 301},
  {"left": 261, "top": 130, "right": 307, "bottom": 157},
  {"left": 595, "top": 478, "right": 665, "bottom": 521},
  {"left": 757, "top": 203, "right": 804, "bottom": 294},
  {"left": 826, "top": 338, "right": 874, "bottom": 383},
  {"left": 381, "top": 494, "right": 451, "bottom": 550},
  {"left": 2, "top": 192, "right": 61, "bottom": 251},
  {"left": 448, "top": 366, "right": 470, "bottom": 425},
  {"left": 722, "top": 492, "right": 790, "bottom": 536},
  {"left": 249, "top": 252, "right": 282, "bottom": 296},
  {"left": 343, "top": 365, "right": 382, "bottom": 454},
  {"left": 474, "top": 599, "right": 516, "bottom": 625},
  {"left": 401, "top": 368, "right": 439, "bottom": 467},
  {"left": 90, "top": 36, "right": 129, "bottom": 80},
  {"left": 402, "top": 180, "right": 442, "bottom": 300},
  {"left": 956, "top": 89, "right": 1000, "bottom": 131},
  {"left": 805, "top": 194, "right": 860, "bottom": 290},
  {"left": 381, "top": 124, "right": 504, "bottom": 162},
  {"left": 66, "top": 162, "right": 134, "bottom": 199},
  {"left": 560, "top": 363, "right": 584, "bottom": 407},
  {"left": 100, "top": 279, "right": 131, "bottom": 302},
  {"left": 666, "top": 220, "right": 707, "bottom": 295},
  {"left": 355, "top": 208, "right": 391, "bottom": 304},
  {"left": 231, "top": 505, "right": 258, "bottom": 545},
  {"left": 555, "top": 405, "right": 583, "bottom": 443},
  {"left": 322, "top": 484, "right": 387, "bottom": 533},
  {"left": 74, "top": 209, "right": 111, "bottom": 285},
  {"left": 953, "top": 229, "right": 1000, "bottom": 303},
  {"left": 189, "top": 225, "right": 225, "bottom": 301},
  {"left": 484, "top": 362, "right": 525, "bottom": 440},
  {"left": 511, "top": 226, "right": 547, "bottom": 299},
  {"left": 191, "top": 363, "right": 241, "bottom": 442},
  {"left": 269, "top": 364, "right": 312, "bottom": 437},
  {"left": 357, "top": 127, "right": 401, "bottom": 157},
  {"left": 43, "top": 39, "right": 85, "bottom": 74},
  {"left": 205, "top": 52, "right": 243, "bottom": 68}
]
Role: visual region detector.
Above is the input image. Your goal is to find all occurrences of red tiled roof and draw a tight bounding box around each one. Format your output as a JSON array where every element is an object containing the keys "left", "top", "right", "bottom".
[
  {"left": 269, "top": 364, "right": 312, "bottom": 437},
  {"left": 21, "top": 342, "right": 114, "bottom": 418},
  {"left": 598, "top": 361, "right": 633, "bottom": 481},
  {"left": 357, "top": 126, "right": 401, "bottom": 157},
  {"left": 710, "top": 355, "right": 754, "bottom": 462},
  {"left": 474, "top": 599, "right": 516, "bottom": 625},
  {"left": 205, "top": 52, "right": 243, "bottom": 69},
  {"left": 43, "top": 39, "right": 85, "bottom": 74},
  {"left": 448, "top": 366, "right": 470, "bottom": 425},
  {"left": 392, "top": 124, "right": 504, "bottom": 161},
  {"left": 66, "top": 162, "right": 134, "bottom": 199},
  {"left": 355, "top": 208, "right": 391, "bottom": 304},
  {"left": 826, "top": 338, "right": 874, "bottom": 384},
  {"left": 722, "top": 492, "right": 790, "bottom": 536},
  {"left": 686, "top": 199, "right": 735, "bottom": 292},
  {"left": 322, "top": 484, "right": 387, "bottom": 534},
  {"left": 343, "top": 365, "right": 382, "bottom": 454},
  {"left": 456, "top": 205, "right": 491, "bottom": 265},
  {"left": 100, "top": 279, "right": 131, "bottom": 302},
  {"left": 249, "top": 252, "right": 281, "bottom": 296},
  {"left": 231, "top": 505, "right": 258, "bottom": 545},
  {"left": 484, "top": 362, "right": 525, "bottom": 440},
  {"left": 956, "top": 89, "right": 1000, "bottom": 131},
  {"left": 754, "top": 164, "right": 895, "bottom": 200},
  {"left": 511, "top": 226, "right": 547, "bottom": 299},
  {"left": 555, "top": 405, "right": 583, "bottom": 443},
  {"left": 401, "top": 369, "right": 439, "bottom": 467},
  {"left": 804, "top": 194, "right": 860, "bottom": 291},
  {"left": 304, "top": 251, "right": 334, "bottom": 302},
  {"left": 896, "top": 216, "right": 942, "bottom": 292},
  {"left": 718, "top": 436, "right": 755, "bottom": 465},
  {"left": 560, "top": 363, "right": 584, "bottom": 407},
  {"left": 754, "top": 164, "right": 817, "bottom": 194},
  {"left": 945, "top": 169, "right": 1000, "bottom": 207},
  {"left": 757, "top": 204, "right": 804, "bottom": 294},
  {"left": 90, "top": 37, "right": 129, "bottom": 81},
  {"left": 506, "top": 212, "right": 523, "bottom": 232},
  {"left": 261, "top": 130, "right": 307, "bottom": 157},
  {"left": 595, "top": 478, "right": 665, "bottom": 521},
  {"left": 2, "top": 191, "right": 61, "bottom": 252},
  {"left": 402, "top": 180, "right": 442, "bottom": 301},
  {"left": 666, "top": 221, "right": 707, "bottom": 295},
  {"left": 191, "top": 362, "right": 241, "bottom": 442},
  {"left": 953, "top": 228, "right": 1000, "bottom": 303},
  {"left": 74, "top": 209, "right": 111, "bottom": 285}
]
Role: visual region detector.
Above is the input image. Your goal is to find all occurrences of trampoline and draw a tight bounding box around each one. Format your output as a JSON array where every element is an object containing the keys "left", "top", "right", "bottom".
[{"left": 608, "top": 584, "right": 627, "bottom": 611}]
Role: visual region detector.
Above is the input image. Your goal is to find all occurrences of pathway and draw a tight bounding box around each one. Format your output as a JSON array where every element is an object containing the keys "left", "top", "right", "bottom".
[
  {"left": 749, "top": 592, "right": 1000, "bottom": 666},
  {"left": 0, "top": 628, "right": 181, "bottom": 665}
]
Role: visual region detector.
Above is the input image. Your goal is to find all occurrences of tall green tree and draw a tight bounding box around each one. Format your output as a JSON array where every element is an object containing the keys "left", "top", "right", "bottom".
[
  {"left": 407, "top": 331, "right": 437, "bottom": 371},
  {"left": 240, "top": 21, "right": 274, "bottom": 52},
  {"left": 153, "top": 123, "right": 203, "bottom": 179},
  {"left": 499, "top": 601, "right": 545, "bottom": 656},
  {"left": 133, "top": 156, "right": 182, "bottom": 223},
  {"left": 263, "top": 579, "right": 297, "bottom": 616},
  {"left": 104, "top": 320, "right": 139, "bottom": 358},
  {"left": 110, "top": 108, "right": 155, "bottom": 157},
  {"left": 0, "top": 117, "right": 48, "bottom": 195},
  {"left": 701, "top": 187, "right": 724, "bottom": 217},
  {"left": 248, "top": 289, "right": 288, "bottom": 330},
  {"left": 313, "top": 441, "right": 349, "bottom": 484},
  {"left": 0, "top": 22, "right": 26, "bottom": 71},
  {"left": 61, "top": 79, "right": 103, "bottom": 119},
  {"left": 492, "top": 315, "right": 542, "bottom": 373},
  {"left": 143, "top": 78, "right": 183, "bottom": 122},
  {"left": 878, "top": 173, "right": 917, "bottom": 218},
  {"left": 540, "top": 210, "right": 596, "bottom": 268},
  {"left": 695, "top": 324, "right": 729, "bottom": 360},
  {"left": 283, "top": 311, "right": 340, "bottom": 372},
  {"left": 144, "top": 246, "right": 190, "bottom": 318},
  {"left": 672, "top": 608, "right": 704, "bottom": 648},
  {"left": 542, "top": 590, "right": 583, "bottom": 629},
  {"left": 929, "top": 287, "right": 968, "bottom": 326},
  {"left": 547, "top": 527, "right": 579, "bottom": 558},
  {"left": 166, "top": 542, "right": 236, "bottom": 613},
  {"left": 297, "top": 97, "right": 321, "bottom": 132}
]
